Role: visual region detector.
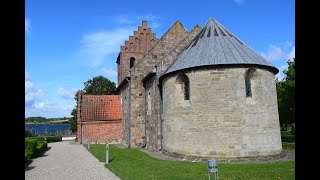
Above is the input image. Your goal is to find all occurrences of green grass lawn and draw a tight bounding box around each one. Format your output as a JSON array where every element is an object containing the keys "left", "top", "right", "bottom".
[
  {"left": 282, "top": 143, "right": 295, "bottom": 150},
  {"left": 86, "top": 144, "right": 295, "bottom": 180},
  {"left": 281, "top": 131, "right": 293, "bottom": 136}
]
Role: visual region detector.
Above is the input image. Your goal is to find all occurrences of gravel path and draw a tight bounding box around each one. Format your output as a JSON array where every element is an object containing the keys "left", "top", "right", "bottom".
[{"left": 25, "top": 140, "right": 120, "bottom": 180}]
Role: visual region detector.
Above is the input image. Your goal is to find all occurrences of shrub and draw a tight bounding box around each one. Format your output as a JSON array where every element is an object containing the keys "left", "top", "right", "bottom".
[
  {"left": 35, "top": 140, "right": 47, "bottom": 156},
  {"left": 25, "top": 138, "right": 37, "bottom": 160},
  {"left": 27, "top": 136, "right": 62, "bottom": 143},
  {"left": 44, "top": 136, "right": 62, "bottom": 143},
  {"left": 25, "top": 138, "right": 48, "bottom": 161},
  {"left": 25, "top": 129, "right": 33, "bottom": 137}
]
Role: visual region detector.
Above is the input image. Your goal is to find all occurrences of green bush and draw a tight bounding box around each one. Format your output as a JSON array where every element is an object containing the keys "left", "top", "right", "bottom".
[
  {"left": 25, "top": 138, "right": 48, "bottom": 161},
  {"left": 35, "top": 140, "right": 47, "bottom": 156},
  {"left": 44, "top": 136, "right": 62, "bottom": 143},
  {"left": 25, "top": 129, "right": 33, "bottom": 137},
  {"left": 27, "top": 136, "right": 62, "bottom": 143},
  {"left": 25, "top": 138, "right": 37, "bottom": 161}
]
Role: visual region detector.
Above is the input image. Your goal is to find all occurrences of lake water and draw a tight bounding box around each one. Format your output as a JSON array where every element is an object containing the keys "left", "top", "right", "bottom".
[{"left": 25, "top": 124, "right": 73, "bottom": 136}]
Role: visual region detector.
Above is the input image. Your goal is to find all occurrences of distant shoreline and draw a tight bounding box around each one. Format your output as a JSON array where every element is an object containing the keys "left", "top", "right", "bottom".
[{"left": 25, "top": 121, "right": 70, "bottom": 125}]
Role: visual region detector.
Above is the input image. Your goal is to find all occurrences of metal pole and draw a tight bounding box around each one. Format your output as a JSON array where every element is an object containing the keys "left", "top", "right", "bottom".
[
  {"left": 106, "top": 143, "right": 109, "bottom": 164},
  {"left": 87, "top": 139, "right": 90, "bottom": 149}
]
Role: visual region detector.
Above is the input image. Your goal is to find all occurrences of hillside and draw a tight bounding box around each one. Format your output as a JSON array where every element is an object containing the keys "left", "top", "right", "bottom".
[{"left": 25, "top": 116, "right": 71, "bottom": 124}]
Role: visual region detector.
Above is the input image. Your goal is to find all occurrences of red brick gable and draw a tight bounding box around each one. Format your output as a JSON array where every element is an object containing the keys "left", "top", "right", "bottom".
[{"left": 80, "top": 95, "right": 121, "bottom": 121}]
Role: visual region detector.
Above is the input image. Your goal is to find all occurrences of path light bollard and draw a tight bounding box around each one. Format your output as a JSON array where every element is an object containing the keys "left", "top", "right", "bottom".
[
  {"left": 106, "top": 143, "right": 109, "bottom": 164},
  {"left": 87, "top": 139, "right": 90, "bottom": 150},
  {"left": 208, "top": 159, "right": 218, "bottom": 180}
]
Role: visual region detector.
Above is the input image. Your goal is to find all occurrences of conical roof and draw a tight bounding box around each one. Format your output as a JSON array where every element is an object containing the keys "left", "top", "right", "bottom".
[{"left": 164, "top": 18, "right": 278, "bottom": 75}]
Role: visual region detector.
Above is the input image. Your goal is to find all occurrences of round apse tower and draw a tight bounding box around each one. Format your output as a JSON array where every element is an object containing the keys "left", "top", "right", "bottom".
[{"left": 159, "top": 18, "right": 282, "bottom": 158}]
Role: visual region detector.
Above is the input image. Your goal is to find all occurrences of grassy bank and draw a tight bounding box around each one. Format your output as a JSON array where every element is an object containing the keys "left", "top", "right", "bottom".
[{"left": 86, "top": 144, "right": 294, "bottom": 180}]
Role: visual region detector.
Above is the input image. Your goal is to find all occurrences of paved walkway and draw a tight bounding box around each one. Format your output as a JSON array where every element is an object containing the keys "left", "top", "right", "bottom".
[{"left": 25, "top": 140, "right": 120, "bottom": 180}]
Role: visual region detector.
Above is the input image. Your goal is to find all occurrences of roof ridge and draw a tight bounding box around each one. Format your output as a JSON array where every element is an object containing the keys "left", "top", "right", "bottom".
[{"left": 155, "top": 25, "right": 202, "bottom": 76}]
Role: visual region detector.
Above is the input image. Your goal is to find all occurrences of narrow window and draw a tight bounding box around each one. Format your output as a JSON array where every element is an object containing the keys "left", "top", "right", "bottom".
[
  {"left": 245, "top": 68, "right": 256, "bottom": 98},
  {"left": 245, "top": 75, "right": 252, "bottom": 97},
  {"left": 176, "top": 73, "right": 190, "bottom": 100},
  {"left": 130, "top": 57, "right": 135, "bottom": 68}
]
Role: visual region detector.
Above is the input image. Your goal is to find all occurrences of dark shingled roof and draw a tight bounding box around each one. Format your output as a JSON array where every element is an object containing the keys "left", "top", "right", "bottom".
[{"left": 164, "top": 18, "right": 278, "bottom": 75}]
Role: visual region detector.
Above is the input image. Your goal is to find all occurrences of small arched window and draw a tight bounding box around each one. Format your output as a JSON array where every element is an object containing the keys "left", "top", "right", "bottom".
[
  {"left": 130, "top": 57, "right": 135, "bottom": 68},
  {"left": 245, "top": 68, "right": 256, "bottom": 98},
  {"left": 176, "top": 73, "right": 190, "bottom": 100}
]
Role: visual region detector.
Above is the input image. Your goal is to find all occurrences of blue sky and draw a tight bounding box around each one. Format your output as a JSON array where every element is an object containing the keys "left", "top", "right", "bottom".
[{"left": 25, "top": 0, "right": 295, "bottom": 118}]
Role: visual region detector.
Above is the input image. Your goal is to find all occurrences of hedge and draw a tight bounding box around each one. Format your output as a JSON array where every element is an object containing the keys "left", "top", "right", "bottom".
[
  {"left": 25, "top": 138, "right": 48, "bottom": 161},
  {"left": 25, "top": 138, "right": 37, "bottom": 161},
  {"left": 28, "top": 136, "right": 62, "bottom": 143}
]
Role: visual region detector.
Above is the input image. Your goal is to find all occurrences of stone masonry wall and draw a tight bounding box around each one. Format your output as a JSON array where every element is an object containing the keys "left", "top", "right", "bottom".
[
  {"left": 120, "top": 83, "right": 129, "bottom": 145},
  {"left": 143, "top": 25, "right": 201, "bottom": 150},
  {"left": 162, "top": 67, "right": 282, "bottom": 158},
  {"left": 127, "top": 21, "right": 189, "bottom": 147}
]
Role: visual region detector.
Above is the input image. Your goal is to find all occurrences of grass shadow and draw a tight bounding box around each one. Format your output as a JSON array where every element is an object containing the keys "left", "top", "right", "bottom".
[{"left": 109, "top": 157, "right": 116, "bottom": 163}]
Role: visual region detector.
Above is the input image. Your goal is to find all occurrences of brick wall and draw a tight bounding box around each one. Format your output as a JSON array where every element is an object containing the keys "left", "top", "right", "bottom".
[
  {"left": 77, "top": 121, "right": 122, "bottom": 143},
  {"left": 76, "top": 95, "right": 122, "bottom": 143},
  {"left": 117, "top": 21, "right": 157, "bottom": 85}
]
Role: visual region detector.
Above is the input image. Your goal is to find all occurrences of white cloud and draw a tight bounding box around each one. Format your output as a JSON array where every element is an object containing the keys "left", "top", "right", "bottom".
[
  {"left": 25, "top": 81, "right": 33, "bottom": 90},
  {"left": 25, "top": 71, "right": 44, "bottom": 109},
  {"left": 78, "top": 28, "right": 135, "bottom": 67},
  {"left": 136, "top": 15, "right": 160, "bottom": 22},
  {"left": 58, "top": 87, "right": 76, "bottom": 99},
  {"left": 26, "top": 101, "right": 76, "bottom": 118},
  {"left": 25, "top": 18, "right": 31, "bottom": 32},
  {"left": 261, "top": 42, "right": 295, "bottom": 62},
  {"left": 261, "top": 41, "right": 294, "bottom": 80},
  {"left": 233, "top": 0, "right": 245, "bottom": 5},
  {"left": 114, "top": 14, "right": 161, "bottom": 29},
  {"left": 99, "top": 68, "right": 117, "bottom": 77},
  {"left": 288, "top": 46, "right": 295, "bottom": 60},
  {"left": 275, "top": 64, "right": 288, "bottom": 81},
  {"left": 34, "top": 102, "right": 51, "bottom": 110},
  {"left": 25, "top": 71, "right": 77, "bottom": 118},
  {"left": 261, "top": 44, "right": 284, "bottom": 61},
  {"left": 25, "top": 87, "right": 43, "bottom": 106}
]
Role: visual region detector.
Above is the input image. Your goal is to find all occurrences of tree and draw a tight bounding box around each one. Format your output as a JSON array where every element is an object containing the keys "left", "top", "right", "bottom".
[
  {"left": 83, "top": 76, "right": 116, "bottom": 95},
  {"left": 69, "top": 107, "right": 77, "bottom": 133},
  {"left": 276, "top": 58, "right": 295, "bottom": 132},
  {"left": 69, "top": 90, "right": 81, "bottom": 133},
  {"left": 69, "top": 76, "right": 116, "bottom": 132}
]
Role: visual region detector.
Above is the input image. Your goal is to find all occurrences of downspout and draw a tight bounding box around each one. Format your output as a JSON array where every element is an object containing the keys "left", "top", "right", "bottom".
[
  {"left": 158, "top": 79, "right": 163, "bottom": 151},
  {"left": 126, "top": 74, "right": 131, "bottom": 148}
]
